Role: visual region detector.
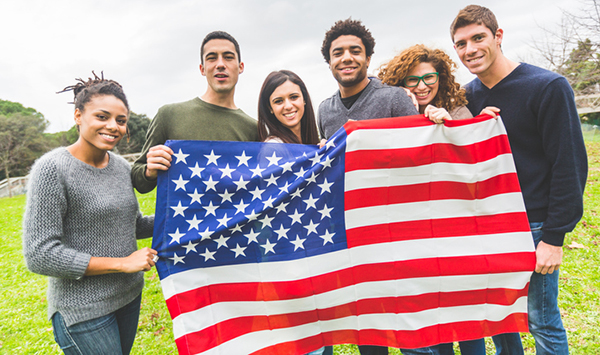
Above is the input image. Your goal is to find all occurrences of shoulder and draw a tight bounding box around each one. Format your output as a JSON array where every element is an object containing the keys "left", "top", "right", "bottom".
[
  {"left": 264, "top": 136, "right": 284, "bottom": 143},
  {"left": 108, "top": 152, "right": 132, "bottom": 172},
  {"left": 449, "top": 106, "right": 473, "bottom": 119},
  {"left": 154, "top": 98, "right": 200, "bottom": 118},
  {"left": 30, "top": 148, "right": 69, "bottom": 174},
  {"left": 318, "top": 92, "right": 342, "bottom": 116}
]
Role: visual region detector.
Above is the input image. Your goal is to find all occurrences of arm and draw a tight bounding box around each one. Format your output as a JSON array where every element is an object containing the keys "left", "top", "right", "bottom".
[
  {"left": 537, "top": 77, "right": 587, "bottom": 246},
  {"left": 533, "top": 77, "right": 587, "bottom": 272},
  {"left": 85, "top": 247, "right": 157, "bottom": 276},
  {"left": 23, "top": 158, "right": 91, "bottom": 279},
  {"left": 131, "top": 108, "right": 170, "bottom": 193}
]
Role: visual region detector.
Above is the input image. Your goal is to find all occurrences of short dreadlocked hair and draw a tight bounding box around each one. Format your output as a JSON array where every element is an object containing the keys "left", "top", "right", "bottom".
[
  {"left": 58, "top": 71, "right": 129, "bottom": 113},
  {"left": 321, "top": 18, "right": 375, "bottom": 63}
]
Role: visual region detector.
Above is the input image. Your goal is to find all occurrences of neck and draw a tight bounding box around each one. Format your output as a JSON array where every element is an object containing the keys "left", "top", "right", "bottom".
[
  {"left": 339, "top": 77, "right": 370, "bottom": 98},
  {"left": 478, "top": 55, "right": 519, "bottom": 89},
  {"left": 201, "top": 89, "right": 237, "bottom": 109},
  {"left": 67, "top": 139, "right": 110, "bottom": 168}
]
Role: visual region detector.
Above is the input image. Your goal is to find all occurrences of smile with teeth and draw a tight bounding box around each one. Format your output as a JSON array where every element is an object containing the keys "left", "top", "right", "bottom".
[
  {"left": 415, "top": 92, "right": 430, "bottom": 99},
  {"left": 100, "top": 133, "right": 118, "bottom": 141},
  {"left": 283, "top": 112, "right": 297, "bottom": 118}
]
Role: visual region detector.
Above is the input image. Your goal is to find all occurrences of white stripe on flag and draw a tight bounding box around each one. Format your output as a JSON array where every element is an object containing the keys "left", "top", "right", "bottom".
[
  {"left": 344, "top": 154, "right": 517, "bottom": 191},
  {"left": 345, "top": 192, "right": 527, "bottom": 230}
]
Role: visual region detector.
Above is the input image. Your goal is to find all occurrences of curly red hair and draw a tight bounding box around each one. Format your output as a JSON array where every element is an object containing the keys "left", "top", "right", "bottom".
[{"left": 378, "top": 44, "right": 467, "bottom": 112}]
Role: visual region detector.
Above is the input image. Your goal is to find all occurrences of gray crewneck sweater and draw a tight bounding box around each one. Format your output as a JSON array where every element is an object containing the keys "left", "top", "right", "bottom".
[
  {"left": 317, "top": 78, "right": 419, "bottom": 139},
  {"left": 23, "top": 148, "right": 154, "bottom": 326}
]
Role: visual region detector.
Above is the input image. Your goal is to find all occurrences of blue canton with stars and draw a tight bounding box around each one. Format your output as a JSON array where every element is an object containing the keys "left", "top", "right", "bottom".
[{"left": 152, "top": 134, "right": 347, "bottom": 278}]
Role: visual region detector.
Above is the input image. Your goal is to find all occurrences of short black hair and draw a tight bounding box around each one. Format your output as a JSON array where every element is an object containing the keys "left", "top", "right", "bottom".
[
  {"left": 200, "top": 31, "right": 241, "bottom": 64},
  {"left": 321, "top": 18, "right": 375, "bottom": 63}
]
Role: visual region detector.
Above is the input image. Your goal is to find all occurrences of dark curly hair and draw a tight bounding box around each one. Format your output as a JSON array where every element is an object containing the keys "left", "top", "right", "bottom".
[
  {"left": 58, "top": 71, "right": 130, "bottom": 139},
  {"left": 378, "top": 45, "right": 467, "bottom": 113},
  {"left": 258, "top": 70, "right": 319, "bottom": 145},
  {"left": 321, "top": 18, "right": 375, "bottom": 63},
  {"left": 58, "top": 71, "right": 129, "bottom": 113}
]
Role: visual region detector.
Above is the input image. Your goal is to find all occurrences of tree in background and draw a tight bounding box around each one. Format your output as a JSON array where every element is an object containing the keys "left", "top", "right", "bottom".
[
  {"left": 115, "top": 112, "right": 150, "bottom": 155},
  {"left": 531, "top": 0, "right": 600, "bottom": 124},
  {"left": 0, "top": 112, "right": 49, "bottom": 195}
]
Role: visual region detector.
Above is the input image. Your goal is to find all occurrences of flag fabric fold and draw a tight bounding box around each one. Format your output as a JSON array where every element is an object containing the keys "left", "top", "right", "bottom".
[{"left": 151, "top": 114, "right": 535, "bottom": 355}]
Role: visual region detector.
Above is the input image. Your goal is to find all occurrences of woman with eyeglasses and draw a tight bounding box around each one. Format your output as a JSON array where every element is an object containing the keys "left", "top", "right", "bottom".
[
  {"left": 378, "top": 44, "right": 473, "bottom": 124},
  {"left": 378, "top": 45, "right": 486, "bottom": 355}
]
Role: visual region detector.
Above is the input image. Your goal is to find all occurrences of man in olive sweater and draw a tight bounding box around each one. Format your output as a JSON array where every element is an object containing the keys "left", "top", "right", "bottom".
[{"left": 132, "top": 31, "right": 259, "bottom": 193}]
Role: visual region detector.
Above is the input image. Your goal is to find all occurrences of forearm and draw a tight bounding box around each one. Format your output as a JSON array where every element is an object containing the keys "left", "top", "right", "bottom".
[{"left": 84, "top": 247, "right": 157, "bottom": 276}]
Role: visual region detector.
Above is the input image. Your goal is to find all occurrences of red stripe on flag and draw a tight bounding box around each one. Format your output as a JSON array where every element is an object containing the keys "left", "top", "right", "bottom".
[
  {"left": 251, "top": 313, "right": 526, "bottom": 355},
  {"left": 345, "top": 173, "right": 521, "bottom": 210},
  {"left": 345, "top": 212, "right": 531, "bottom": 247},
  {"left": 345, "top": 136, "right": 512, "bottom": 172},
  {"left": 176, "top": 287, "right": 529, "bottom": 354},
  {"left": 165, "top": 252, "right": 534, "bottom": 319}
]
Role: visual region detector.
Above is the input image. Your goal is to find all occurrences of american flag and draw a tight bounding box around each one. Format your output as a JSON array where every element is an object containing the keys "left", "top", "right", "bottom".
[{"left": 152, "top": 114, "right": 535, "bottom": 355}]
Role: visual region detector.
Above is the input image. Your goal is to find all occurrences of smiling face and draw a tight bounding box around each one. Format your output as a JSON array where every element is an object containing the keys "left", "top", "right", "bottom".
[
  {"left": 75, "top": 94, "right": 128, "bottom": 153},
  {"left": 453, "top": 23, "right": 502, "bottom": 77},
  {"left": 200, "top": 38, "right": 244, "bottom": 95},
  {"left": 406, "top": 62, "right": 439, "bottom": 112},
  {"left": 328, "top": 35, "right": 371, "bottom": 92},
  {"left": 269, "top": 80, "right": 305, "bottom": 139}
]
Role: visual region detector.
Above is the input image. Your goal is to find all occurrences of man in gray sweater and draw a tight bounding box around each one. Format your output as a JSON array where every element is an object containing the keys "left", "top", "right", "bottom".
[
  {"left": 317, "top": 17, "right": 427, "bottom": 355},
  {"left": 318, "top": 18, "right": 418, "bottom": 142}
]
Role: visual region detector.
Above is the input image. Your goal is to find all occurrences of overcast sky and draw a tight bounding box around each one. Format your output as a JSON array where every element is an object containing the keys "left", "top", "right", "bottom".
[{"left": 1, "top": 0, "right": 573, "bottom": 133}]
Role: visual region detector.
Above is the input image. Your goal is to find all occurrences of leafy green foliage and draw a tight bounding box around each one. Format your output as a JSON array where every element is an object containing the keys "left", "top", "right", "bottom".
[
  {"left": 561, "top": 39, "right": 600, "bottom": 94},
  {"left": 0, "top": 113, "right": 49, "bottom": 181},
  {"left": 116, "top": 112, "right": 151, "bottom": 155},
  {"left": 0, "top": 99, "right": 43, "bottom": 118}
]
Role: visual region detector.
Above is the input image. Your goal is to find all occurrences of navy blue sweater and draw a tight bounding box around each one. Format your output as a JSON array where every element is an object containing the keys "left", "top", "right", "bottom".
[{"left": 465, "top": 63, "right": 587, "bottom": 246}]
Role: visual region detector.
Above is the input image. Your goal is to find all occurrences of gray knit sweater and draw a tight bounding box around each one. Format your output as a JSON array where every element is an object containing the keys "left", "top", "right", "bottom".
[
  {"left": 317, "top": 78, "right": 419, "bottom": 139},
  {"left": 23, "top": 148, "right": 154, "bottom": 326}
]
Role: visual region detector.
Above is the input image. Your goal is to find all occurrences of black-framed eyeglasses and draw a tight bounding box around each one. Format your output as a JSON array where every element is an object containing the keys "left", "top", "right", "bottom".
[{"left": 403, "top": 72, "right": 439, "bottom": 87}]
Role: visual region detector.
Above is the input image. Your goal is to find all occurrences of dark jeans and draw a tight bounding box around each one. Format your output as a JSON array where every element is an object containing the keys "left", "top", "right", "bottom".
[
  {"left": 492, "top": 222, "right": 569, "bottom": 355},
  {"left": 52, "top": 294, "right": 142, "bottom": 355}
]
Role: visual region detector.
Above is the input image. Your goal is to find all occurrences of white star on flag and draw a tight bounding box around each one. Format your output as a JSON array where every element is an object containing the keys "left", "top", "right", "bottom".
[
  {"left": 204, "top": 150, "right": 221, "bottom": 165},
  {"left": 170, "top": 201, "right": 187, "bottom": 217},
  {"left": 172, "top": 175, "right": 189, "bottom": 191},
  {"left": 188, "top": 162, "right": 204, "bottom": 178},
  {"left": 173, "top": 149, "right": 189, "bottom": 164},
  {"left": 168, "top": 228, "right": 185, "bottom": 244}
]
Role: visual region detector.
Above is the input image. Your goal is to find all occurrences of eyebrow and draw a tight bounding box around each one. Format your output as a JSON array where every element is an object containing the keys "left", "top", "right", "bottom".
[
  {"left": 332, "top": 45, "right": 363, "bottom": 52},
  {"left": 205, "top": 50, "right": 236, "bottom": 58}
]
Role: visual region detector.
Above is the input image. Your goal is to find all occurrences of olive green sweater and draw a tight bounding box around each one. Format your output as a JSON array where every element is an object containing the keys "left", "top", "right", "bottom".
[{"left": 131, "top": 98, "right": 259, "bottom": 193}]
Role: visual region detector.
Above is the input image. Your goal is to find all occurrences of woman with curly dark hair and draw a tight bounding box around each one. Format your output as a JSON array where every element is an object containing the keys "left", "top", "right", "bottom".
[{"left": 379, "top": 44, "right": 473, "bottom": 123}]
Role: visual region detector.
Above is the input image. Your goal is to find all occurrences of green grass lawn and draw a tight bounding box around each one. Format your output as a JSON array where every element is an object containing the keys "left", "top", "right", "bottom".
[{"left": 1, "top": 142, "right": 599, "bottom": 354}]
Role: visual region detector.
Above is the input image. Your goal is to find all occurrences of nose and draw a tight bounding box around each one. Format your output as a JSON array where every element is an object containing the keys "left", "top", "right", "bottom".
[
  {"left": 417, "top": 80, "right": 428, "bottom": 90},
  {"left": 283, "top": 98, "right": 293, "bottom": 110},
  {"left": 215, "top": 55, "right": 226, "bottom": 68},
  {"left": 341, "top": 49, "right": 353, "bottom": 62},
  {"left": 105, "top": 117, "right": 117, "bottom": 130},
  {"left": 466, "top": 41, "right": 477, "bottom": 55}
]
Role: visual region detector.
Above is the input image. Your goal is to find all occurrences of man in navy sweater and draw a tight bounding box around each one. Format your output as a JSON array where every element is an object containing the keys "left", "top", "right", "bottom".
[{"left": 450, "top": 5, "right": 587, "bottom": 355}]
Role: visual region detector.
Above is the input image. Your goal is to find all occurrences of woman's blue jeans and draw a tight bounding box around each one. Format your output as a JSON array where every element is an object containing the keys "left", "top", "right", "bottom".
[
  {"left": 52, "top": 294, "right": 142, "bottom": 355},
  {"left": 492, "top": 222, "right": 569, "bottom": 354}
]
